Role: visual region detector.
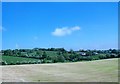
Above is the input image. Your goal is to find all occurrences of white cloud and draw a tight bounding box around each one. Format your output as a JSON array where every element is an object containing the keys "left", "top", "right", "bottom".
[
  {"left": 0, "top": 26, "right": 6, "bottom": 32},
  {"left": 0, "top": 26, "right": 3, "bottom": 32},
  {"left": 34, "top": 36, "right": 38, "bottom": 40},
  {"left": 52, "top": 26, "right": 80, "bottom": 36},
  {"left": 15, "top": 43, "right": 19, "bottom": 49}
]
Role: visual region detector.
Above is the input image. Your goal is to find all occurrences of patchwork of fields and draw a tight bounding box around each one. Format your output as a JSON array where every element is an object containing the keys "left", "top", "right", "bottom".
[{"left": 1, "top": 58, "right": 118, "bottom": 82}]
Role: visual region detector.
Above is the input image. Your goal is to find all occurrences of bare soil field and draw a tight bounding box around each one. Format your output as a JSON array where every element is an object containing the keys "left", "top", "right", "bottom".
[{"left": 1, "top": 58, "right": 118, "bottom": 82}]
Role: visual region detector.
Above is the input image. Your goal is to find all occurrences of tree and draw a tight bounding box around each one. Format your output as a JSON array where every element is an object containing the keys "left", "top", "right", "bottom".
[
  {"left": 57, "top": 55, "right": 65, "bottom": 62},
  {"left": 16, "top": 61, "right": 20, "bottom": 65},
  {"left": 57, "top": 51, "right": 62, "bottom": 55},
  {"left": 3, "top": 49, "right": 13, "bottom": 56},
  {"left": 42, "top": 51, "right": 47, "bottom": 59},
  {"left": 2, "top": 61, "right": 7, "bottom": 65},
  {"left": 69, "top": 49, "right": 75, "bottom": 54},
  {"left": 111, "top": 49, "right": 118, "bottom": 54},
  {"left": 51, "top": 56, "right": 58, "bottom": 63},
  {"left": 69, "top": 54, "right": 75, "bottom": 61},
  {"left": 36, "top": 50, "right": 42, "bottom": 56},
  {"left": 86, "top": 51, "right": 93, "bottom": 56},
  {"left": 50, "top": 48, "right": 55, "bottom": 51},
  {"left": 63, "top": 52, "right": 70, "bottom": 61}
]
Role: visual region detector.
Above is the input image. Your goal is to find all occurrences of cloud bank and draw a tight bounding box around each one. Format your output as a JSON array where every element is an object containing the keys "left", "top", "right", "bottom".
[{"left": 52, "top": 26, "right": 80, "bottom": 37}]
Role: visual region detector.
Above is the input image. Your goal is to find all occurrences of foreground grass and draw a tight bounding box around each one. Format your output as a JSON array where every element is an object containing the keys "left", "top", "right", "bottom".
[{"left": 2, "top": 58, "right": 118, "bottom": 82}]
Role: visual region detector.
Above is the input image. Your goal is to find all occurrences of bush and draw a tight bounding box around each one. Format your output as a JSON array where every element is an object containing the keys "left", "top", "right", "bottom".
[
  {"left": 2, "top": 61, "right": 7, "bottom": 65},
  {"left": 16, "top": 61, "right": 20, "bottom": 65}
]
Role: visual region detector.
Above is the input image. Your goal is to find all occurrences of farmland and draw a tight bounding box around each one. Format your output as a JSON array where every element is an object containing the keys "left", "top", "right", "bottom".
[
  {"left": 2, "top": 56, "right": 41, "bottom": 65},
  {"left": 2, "top": 58, "right": 118, "bottom": 82},
  {"left": 1, "top": 48, "right": 120, "bottom": 65}
]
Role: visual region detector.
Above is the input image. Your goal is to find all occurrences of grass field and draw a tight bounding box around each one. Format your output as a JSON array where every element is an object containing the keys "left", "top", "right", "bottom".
[
  {"left": 2, "top": 56, "right": 40, "bottom": 64},
  {"left": 46, "top": 51, "right": 58, "bottom": 57},
  {"left": 1, "top": 58, "right": 118, "bottom": 82}
]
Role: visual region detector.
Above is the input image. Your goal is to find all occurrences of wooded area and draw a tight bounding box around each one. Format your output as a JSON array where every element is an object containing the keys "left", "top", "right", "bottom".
[{"left": 1, "top": 48, "right": 120, "bottom": 65}]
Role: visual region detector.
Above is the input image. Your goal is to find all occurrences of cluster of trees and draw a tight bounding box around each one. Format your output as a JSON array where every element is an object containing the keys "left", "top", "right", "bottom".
[
  {"left": 1, "top": 48, "right": 66, "bottom": 57},
  {"left": 1, "top": 48, "right": 120, "bottom": 65}
]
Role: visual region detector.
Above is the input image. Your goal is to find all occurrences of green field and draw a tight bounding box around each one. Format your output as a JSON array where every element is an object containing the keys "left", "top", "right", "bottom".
[
  {"left": 2, "top": 56, "right": 40, "bottom": 64},
  {"left": 2, "top": 58, "right": 118, "bottom": 82}
]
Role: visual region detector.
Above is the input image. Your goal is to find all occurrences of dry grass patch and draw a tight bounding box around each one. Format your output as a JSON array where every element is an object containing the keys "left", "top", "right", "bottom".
[{"left": 1, "top": 58, "right": 118, "bottom": 82}]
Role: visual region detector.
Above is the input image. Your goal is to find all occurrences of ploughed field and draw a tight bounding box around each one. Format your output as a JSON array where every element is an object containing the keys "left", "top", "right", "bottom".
[{"left": 1, "top": 58, "right": 118, "bottom": 82}]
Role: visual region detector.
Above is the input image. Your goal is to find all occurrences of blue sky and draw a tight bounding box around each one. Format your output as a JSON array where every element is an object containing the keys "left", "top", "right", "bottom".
[{"left": 2, "top": 2, "right": 118, "bottom": 50}]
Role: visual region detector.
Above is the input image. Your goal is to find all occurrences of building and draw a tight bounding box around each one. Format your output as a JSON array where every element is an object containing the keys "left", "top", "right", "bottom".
[{"left": 79, "top": 52, "right": 86, "bottom": 56}]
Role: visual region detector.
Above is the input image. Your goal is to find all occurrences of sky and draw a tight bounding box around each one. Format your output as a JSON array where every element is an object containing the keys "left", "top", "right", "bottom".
[{"left": 2, "top": 2, "right": 118, "bottom": 50}]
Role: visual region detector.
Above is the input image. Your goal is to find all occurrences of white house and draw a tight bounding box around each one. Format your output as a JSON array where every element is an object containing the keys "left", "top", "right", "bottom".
[{"left": 79, "top": 52, "right": 86, "bottom": 56}]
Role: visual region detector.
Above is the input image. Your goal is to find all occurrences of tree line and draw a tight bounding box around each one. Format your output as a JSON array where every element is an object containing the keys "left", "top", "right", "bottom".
[{"left": 1, "top": 48, "right": 120, "bottom": 65}]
